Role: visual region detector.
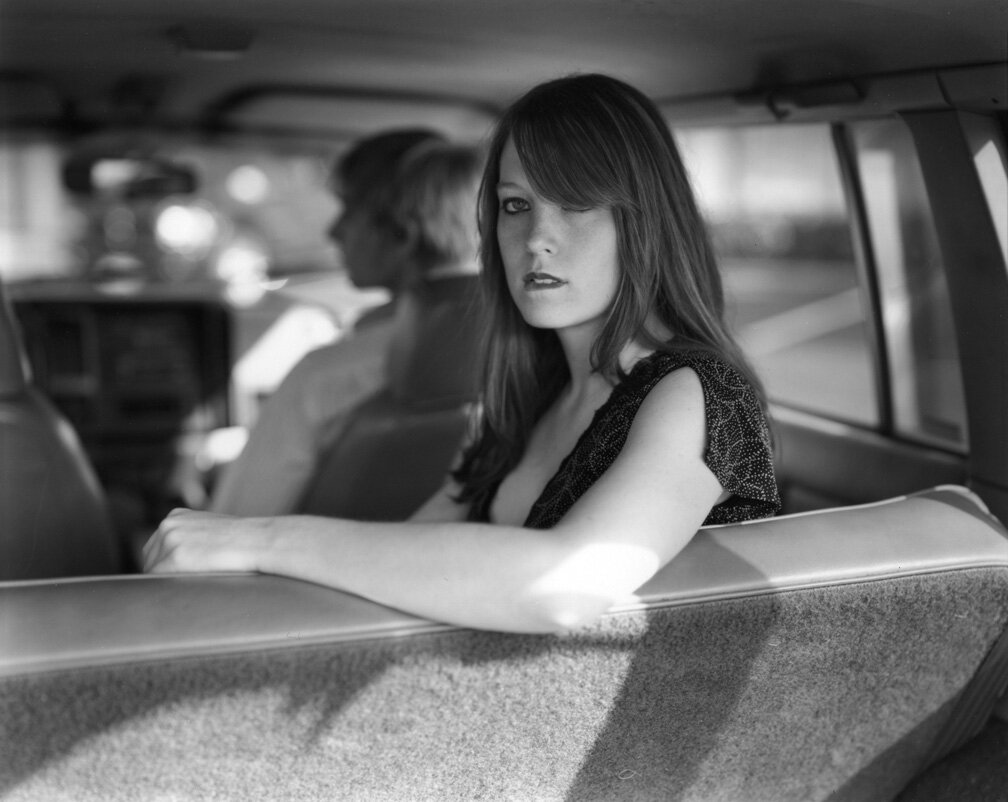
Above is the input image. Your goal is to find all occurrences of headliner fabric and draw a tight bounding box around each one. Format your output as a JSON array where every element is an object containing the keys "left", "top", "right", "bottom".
[{"left": 2, "top": 570, "right": 1006, "bottom": 801}]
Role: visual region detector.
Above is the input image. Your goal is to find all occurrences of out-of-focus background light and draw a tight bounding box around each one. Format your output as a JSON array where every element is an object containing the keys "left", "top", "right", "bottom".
[
  {"left": 155, "top": 201, "right": 219, "bottom": 256},
  {"left": 216, "top": 237, "right": 270, "bottom": 305},
  {"left": 226, "top": 165, "right": 270, "bottom": 204}
]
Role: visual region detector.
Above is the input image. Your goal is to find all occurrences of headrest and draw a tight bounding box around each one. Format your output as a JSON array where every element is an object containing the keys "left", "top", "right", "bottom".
[
  {"left": 385, "top": 275, "right": 482, "bottom": 409},
  {"left": 0, "top": 280, "right": 30, "bottom": 397}
]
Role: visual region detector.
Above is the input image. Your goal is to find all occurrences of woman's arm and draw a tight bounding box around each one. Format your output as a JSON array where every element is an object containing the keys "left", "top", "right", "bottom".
[{"left": 144, "top": 369, "right": 723, "bottom": 633}]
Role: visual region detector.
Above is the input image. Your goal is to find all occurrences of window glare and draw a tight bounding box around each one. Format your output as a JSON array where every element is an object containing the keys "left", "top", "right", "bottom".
[
  {"left": 963, "top": 115, "right": 1008, "bottom": 272},
  {"left": 0, "top": 139, "right": 81, "bottom": 280}
]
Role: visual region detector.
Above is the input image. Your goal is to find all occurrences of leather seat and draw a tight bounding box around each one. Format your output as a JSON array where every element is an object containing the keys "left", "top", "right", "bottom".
[
  {"left": 0, "top": 279, "right": 121, "bottom": 579},
  {"left": 296, "top": 275, "right": 482, "bottom": 520}
]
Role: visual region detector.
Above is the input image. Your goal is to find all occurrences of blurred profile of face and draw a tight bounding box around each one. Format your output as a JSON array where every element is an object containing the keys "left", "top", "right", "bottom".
[{"left": 328, "top": 183, "right": 404, "bottom": 290}]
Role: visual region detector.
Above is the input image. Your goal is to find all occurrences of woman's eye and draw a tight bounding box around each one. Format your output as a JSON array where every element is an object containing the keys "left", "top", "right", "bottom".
[{"left": 500, "top": 197, "right": 529, "bottom": 214}]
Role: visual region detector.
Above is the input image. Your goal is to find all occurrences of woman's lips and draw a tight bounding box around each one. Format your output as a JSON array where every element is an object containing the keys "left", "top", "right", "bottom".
[{"left": 523, "top": 271, "right": 566, "bottom": 290}]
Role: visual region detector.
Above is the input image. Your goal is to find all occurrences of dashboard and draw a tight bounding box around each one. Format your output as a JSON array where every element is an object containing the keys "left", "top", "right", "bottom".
[
  {"left": 16, "top": 301, "right": 229, "bottom": 435},
  {"left": 12, "top": 287, "right": 232, "bottom": 525}
]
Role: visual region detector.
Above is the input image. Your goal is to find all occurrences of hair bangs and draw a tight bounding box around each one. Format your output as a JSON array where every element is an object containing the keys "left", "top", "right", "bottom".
[{"left": 509, "top": 103, "right": 630, "bottom": 213}]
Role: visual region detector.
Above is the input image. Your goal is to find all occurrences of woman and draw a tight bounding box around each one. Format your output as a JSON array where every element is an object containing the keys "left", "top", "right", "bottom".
[{"left": 144, "top": 74, "right": 780, "bottom": 633}]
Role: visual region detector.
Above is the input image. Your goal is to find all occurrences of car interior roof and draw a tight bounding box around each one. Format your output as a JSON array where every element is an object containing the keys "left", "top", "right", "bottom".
[{"left": 2, "top": 0, "right": 1006, "bottom": 140}]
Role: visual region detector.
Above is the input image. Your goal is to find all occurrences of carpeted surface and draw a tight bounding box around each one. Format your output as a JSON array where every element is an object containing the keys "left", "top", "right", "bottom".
[{"left": 2, "top": 570, "right": 1006, "bottom": 801}]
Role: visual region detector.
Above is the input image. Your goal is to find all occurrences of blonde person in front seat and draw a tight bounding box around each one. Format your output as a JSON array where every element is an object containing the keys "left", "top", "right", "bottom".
[
  {"left": 145, "top": 74, "right": 780, "bottom": 633},
  {"left": 209, "top": 129, "right": 459, "bottom": 516}
]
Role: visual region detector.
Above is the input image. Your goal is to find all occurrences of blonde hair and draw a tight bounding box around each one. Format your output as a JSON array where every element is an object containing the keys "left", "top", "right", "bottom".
[{"left": 388, "top": 143, "right": 484, "bottom": 275}]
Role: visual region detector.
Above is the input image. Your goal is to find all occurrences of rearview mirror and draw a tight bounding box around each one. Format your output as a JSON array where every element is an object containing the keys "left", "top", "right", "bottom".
[{"left": 63, "top": 154, "right": 198, "bottom": 198}]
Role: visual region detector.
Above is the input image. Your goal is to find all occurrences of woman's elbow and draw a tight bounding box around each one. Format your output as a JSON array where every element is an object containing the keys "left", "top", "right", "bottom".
[
  {"left": 521, "top": 591, "right": 619, "bottom": 634},
  {"left": 517, "top": 537, "right": 661, "bottom": 632}
]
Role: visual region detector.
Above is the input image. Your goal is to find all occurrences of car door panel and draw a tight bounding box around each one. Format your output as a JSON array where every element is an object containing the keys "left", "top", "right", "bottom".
[{"left": 773, "top": 406, "right": 967, "bottom": 513}]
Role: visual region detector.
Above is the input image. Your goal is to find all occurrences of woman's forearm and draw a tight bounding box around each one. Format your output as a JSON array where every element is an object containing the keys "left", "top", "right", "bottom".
[
  {"left": 254, "top": 515, "right": 600, "bottom": 632},
  {"left": 145, "top": 508, "right": 626, "bottom": 632},
  {"left": 148, "top": 431, "right": 703, "bottom": 634}
]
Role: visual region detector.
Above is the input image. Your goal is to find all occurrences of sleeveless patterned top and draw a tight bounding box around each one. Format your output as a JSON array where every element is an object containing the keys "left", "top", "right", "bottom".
[{"left": 471, "top": 349, "right": 780, "bottom": 528}]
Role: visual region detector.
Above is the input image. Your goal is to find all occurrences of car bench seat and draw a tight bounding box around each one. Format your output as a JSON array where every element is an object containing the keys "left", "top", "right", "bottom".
[
  {"left": 0, "top": 280, "right": 121, "bottom": 580},
  {"left": 1, "top": 485, "right": 1006, "bottom": 800},
  {"left": 295, "top": 275, "right": 482, "bottom": 520}
]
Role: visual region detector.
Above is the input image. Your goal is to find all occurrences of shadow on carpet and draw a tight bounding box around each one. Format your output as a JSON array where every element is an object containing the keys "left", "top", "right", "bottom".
[{"left": 896, "top": 717, "right": 1008, "bottom": 801}]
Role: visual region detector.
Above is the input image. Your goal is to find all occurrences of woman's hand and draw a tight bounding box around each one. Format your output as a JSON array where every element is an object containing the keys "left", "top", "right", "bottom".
[{"left": 142, "top": 508, "right": 272, "bottom": 574}]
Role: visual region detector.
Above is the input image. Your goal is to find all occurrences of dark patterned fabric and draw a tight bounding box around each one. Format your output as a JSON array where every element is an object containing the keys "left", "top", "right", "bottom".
[{"left": 480, "top": 349, "right": 780, "bottom": 528}]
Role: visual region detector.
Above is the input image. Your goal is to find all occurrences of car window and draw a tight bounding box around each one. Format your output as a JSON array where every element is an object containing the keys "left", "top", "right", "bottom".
[
  {"left": 676, "top": 123, "right": 878, "bottom": 425},
  {"left": 0, "top": 134, "right": 81, "bottom": 281},
  {"left": 0, "top": 133, "right": 341, "bottom": 292},
  {"left": 848, "top": 117, "right": 968, "bottom": 450}
]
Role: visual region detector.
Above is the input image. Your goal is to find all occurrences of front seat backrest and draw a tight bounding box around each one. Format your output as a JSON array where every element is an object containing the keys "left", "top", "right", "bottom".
[
  {"left": 296, "top": 275, "right": 482, "bottom": 520},
  {"left": 0, "top": 280, "right": 121, "bottom": 579}
]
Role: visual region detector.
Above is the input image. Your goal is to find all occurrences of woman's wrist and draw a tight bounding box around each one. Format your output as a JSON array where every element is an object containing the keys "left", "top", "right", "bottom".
[{"left": 248, "top": 515, "right": 283, "bottom": 573}]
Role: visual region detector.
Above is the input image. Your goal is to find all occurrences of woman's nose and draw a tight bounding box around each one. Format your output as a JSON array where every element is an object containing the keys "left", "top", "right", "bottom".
[{"left": 526, "top": 206, "right": 559, "bottom": 255}]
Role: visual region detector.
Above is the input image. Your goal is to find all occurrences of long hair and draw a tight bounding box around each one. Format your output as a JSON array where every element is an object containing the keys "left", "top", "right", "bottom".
[{"left": 454, "top": 73, "right": 766, "bottom": 516}]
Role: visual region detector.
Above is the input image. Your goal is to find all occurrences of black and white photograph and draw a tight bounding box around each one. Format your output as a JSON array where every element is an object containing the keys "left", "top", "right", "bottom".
[{"left": 1, "top": 1, "right": 1007, "bottom": 799}]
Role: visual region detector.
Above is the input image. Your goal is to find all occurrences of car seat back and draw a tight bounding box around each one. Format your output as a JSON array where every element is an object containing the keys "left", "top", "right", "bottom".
[
  {"left": 0, "top": 280, "right": 121, "bottom": 579},
  {"left": 296, "top": 275, "right": 481, "bottom": 519},
  {"left": 2, "top": 486, "right": 1006, "bottom": 799}
]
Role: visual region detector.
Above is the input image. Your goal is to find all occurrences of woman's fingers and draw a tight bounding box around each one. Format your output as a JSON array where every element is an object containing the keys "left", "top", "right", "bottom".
[
  {"left": 141, "top": 507, "right": 189, "bottom": 570},
  {"left": 141, "top": 509, "right": 261, "bottom": 574}
]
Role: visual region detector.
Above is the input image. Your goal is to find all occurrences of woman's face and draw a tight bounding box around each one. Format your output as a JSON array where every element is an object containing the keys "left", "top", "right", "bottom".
[{"left": 495, "top": 137, "right": 620, "bottom": 337}]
